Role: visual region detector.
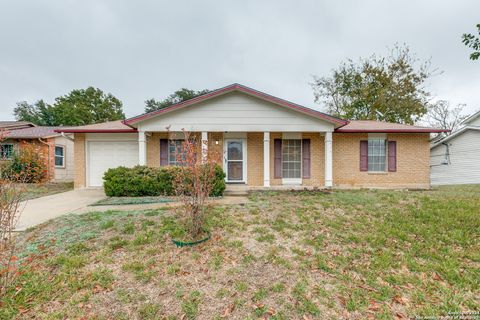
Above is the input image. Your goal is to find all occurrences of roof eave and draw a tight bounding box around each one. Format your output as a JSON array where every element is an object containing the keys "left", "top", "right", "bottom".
[
  {"left": 335, "top": 129, "right": 450, "bottom": 133},
  {"left": 5, "top": 135, "right": 59, "bottom": 139},
  {"left": 54, "top": 129, "right": 137, "bottom": 133},
  {"left": 462, "top": 110, "right": 480, "bottom": 125},
  {"left": 431, "top": 126, "right": 480, "bottom": 148}
]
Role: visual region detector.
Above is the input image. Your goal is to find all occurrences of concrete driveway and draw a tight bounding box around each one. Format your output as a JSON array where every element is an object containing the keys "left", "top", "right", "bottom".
[{"left": 16, "top": 189, "right": 106, "bottom": 231}]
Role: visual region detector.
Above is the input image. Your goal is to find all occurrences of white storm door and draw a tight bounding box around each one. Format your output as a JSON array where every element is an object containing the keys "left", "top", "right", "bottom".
[{"left": 224, "top": 139, "right": 246, "bottom": 183}]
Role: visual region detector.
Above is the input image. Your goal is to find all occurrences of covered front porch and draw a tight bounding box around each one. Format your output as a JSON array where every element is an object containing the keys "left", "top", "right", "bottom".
[
  {"left": 137, "top": 130, "right": 333, "bottom": 188},
  {"left": 126, "top": 84, "right": 345, "bottom": 189}
]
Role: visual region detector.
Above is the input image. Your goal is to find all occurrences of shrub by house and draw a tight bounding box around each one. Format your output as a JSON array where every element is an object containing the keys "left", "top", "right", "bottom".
[{"left": 103, "top": 165, "right": 225, "bottom": 197}]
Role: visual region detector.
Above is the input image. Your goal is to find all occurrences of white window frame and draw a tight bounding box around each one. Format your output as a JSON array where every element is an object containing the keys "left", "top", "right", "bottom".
[
  {"left": 54, "top": 145, "right": 65, "bottom": 168},
  {"left": 0, "top": 143, "right": 14, "bottom": 160},
  {"left": 367, "top": 139, "right": 387, "bottom": 172},
  {"left": 282, "top": 139, "right": 302, "bottom": 184}
]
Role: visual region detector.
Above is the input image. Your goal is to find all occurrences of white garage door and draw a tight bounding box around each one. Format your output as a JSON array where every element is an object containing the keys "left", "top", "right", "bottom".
[{"left": 88, "top": 141, "right": 139, "bottom": 187}]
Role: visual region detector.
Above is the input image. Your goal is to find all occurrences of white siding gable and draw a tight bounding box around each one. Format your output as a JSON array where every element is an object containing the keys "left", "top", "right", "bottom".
[
  {"left": 467, "top": 115, "right": 480, "bottom": 127},
  {"left": 463, "top": 110, "right": 480, "bottom": 127},
  {"left": 430, "top": 129, "right": 480, "bottom": 185},
  {"left": 137, "top": 92, "right": 335, "bottom": 132}
]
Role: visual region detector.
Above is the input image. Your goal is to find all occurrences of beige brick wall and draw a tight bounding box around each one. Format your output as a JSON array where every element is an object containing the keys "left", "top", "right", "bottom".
[
  {"left": 208, "top": 132, "right": 224, "bottom": 165},
  {"left": 302, "top": 132, "right": 325, "bottom": 186},
  {"left": 74, "top": 133, "right": 86, "bottom": 188},
  {"left": 247, "top": 132, "right": 264, "bottom": 186},
  {"left": 332, "top": 133, "right": 430, "bottom": 188},
  {"left": 72, "top": 131, "right": 430, "bottom": 189},
  {"left": 146, "top": 132, "right": 168, "bottom": 167}
]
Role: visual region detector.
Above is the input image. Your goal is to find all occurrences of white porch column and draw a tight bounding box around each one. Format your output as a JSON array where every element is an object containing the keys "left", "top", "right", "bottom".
[
  {"left": 263, "top": 131, "right": 270, "bottom": 187},
  {"left": 324, "top": 131, "right": 333, "bottom": 188},
  {"left": 138, "top": 130, "right": 147, "bottom": 166},
  {"left": 201, "top": 131, "right": 208, "bottom": 163}
]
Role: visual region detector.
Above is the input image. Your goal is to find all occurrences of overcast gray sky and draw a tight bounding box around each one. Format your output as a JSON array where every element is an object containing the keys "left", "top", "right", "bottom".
[{"left": 0, "top": 0, "right": 478, "bottom": 120}]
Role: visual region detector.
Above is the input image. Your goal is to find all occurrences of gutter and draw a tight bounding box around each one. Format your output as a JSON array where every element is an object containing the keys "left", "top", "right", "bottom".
[
  {"left": 61, "top": 132, "right": 74, "bottom": 142},
  {"left": 54, "top": 129, "right": 137, "bottom": 133},
  {"left": 335, "top": 129, "right": 450, "bottom": 133}
]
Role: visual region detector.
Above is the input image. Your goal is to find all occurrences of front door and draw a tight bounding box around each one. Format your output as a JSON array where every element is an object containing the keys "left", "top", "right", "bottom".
[{"left": 225, "top": 139, "right": 246, "bottom": 183}]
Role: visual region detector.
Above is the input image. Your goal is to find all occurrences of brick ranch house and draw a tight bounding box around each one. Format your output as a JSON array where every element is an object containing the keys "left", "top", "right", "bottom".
[
  {"left": 56, "top": 84, "right": 447, "bottom": 190},
  {"left": 1, "top": 124, "right": 74, "bottom": 182}
]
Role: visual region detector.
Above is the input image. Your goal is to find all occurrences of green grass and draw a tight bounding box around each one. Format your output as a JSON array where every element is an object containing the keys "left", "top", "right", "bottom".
[
  {"left": 182, "top": 291, "right": 202, "bottom": 319},
  {"left": 90, "top": 196, "right": 174, "bottom": 206},
  {"left": 21, "top": 181, "right": 74, "bottom": 200},
  {"left": 138, "top": 302, "right": 162, "bottom": 319},
  {"left": 2, "top": 185, "right": 479, "bottom": 319}
]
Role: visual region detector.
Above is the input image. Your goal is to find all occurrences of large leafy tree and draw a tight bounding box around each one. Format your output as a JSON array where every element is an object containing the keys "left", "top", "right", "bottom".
[
  {"left": 145, "top": 88, "right": 210, "bottom": 113},
  {"left": 311, "top": 45, "right": 434, "bottom": 124},
  {"left": 462, "top": 24, "right": 480, "bottom": 60},
  {"left": 13, "top": 87, "right": 125, "bottom": 126},
  {"left": 13, "top": 100, "right": 54, "bottom": 126}
]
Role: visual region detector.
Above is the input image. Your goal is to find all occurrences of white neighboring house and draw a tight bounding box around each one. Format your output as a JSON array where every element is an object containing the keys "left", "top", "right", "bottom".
[{"left": 430, "top": 110, "right": 480, "bottom": 185}]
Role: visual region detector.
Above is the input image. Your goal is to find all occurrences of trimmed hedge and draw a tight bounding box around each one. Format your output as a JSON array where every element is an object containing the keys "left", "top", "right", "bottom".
[{"left": 103, "top": 165, "right": 226, "bottom": 197}]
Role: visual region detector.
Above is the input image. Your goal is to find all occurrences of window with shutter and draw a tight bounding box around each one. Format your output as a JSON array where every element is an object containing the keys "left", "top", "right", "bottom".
[
  {"left": 160, "top": 139, "right": 169, "bottom": 166},
  {"left": 388, "top": 141, "right": 397, "bottom": 172},
  {"left": 360, "top": 140, "right": 368, "bottom": 171},
  {"left": 368, "top": 139, "right": 387, "bottom": 171},
  {"left": 274, "top": 139, "right": 282, "bottom": 178},
  {"left": 282, "top": 139, "right": 301, "bottom": 179},
  {"left": 302, "top": 139, "right": 310, "bottom": 179}
]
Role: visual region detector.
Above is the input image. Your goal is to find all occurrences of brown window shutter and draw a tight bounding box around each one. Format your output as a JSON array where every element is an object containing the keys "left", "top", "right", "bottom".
[
  {"left": 302, "top": 139, "right": 311, "bottom": 179},
  {"left": 388, "top": 141, "right": 397, "bottom": 172},
  {"left": 360, "top": 140, "right": 368, "bottom": 171},
  {"left": 274, "top": 139, "right": 282, "bottom": 179},
  {"left": 160, "top": 139, "right": 169, "bottom": 166}
]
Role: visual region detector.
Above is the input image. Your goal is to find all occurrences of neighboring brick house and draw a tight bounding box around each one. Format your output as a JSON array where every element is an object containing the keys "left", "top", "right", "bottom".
[
  {"left": 56, "top": 83, "right": 447, "bottom": 190},
  {"left": 1, "top": 126, "right": 74, "bottom": 182}
]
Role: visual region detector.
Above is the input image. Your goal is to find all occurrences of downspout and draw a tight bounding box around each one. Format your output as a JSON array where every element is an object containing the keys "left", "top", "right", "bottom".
[
  {"left": 430, "top": 142, "right": 451, "bottom": 167},
  {"left": 38, "top": 138, "right": 52, "bottom": 181},
  {"left": 442, "top": 142, "right": 451, "bottom": 165}
]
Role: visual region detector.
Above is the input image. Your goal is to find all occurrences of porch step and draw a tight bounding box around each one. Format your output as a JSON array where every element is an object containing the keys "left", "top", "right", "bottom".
[{"left": 224, "top": 184, "right": 249, "bottom": 196}]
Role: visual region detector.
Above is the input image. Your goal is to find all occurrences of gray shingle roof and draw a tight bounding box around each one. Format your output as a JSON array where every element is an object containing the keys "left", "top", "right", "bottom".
[
  {"left": 3, "top": 126, "right": 70, "bottom": 139},
  {"left": 0, "top": 121, "right": 35, "bottom": 130}
]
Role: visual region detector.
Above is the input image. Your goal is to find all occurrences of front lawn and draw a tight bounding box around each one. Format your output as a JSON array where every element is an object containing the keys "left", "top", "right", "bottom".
[
  {"left": 90, "top": 196, "right": 175, "bottom": 206},
  {"left": 2, "top": 185, "right": 479, "bottom": 319},
  {"left": 22, "top": 182, "right": 74, "bottom": 200}
]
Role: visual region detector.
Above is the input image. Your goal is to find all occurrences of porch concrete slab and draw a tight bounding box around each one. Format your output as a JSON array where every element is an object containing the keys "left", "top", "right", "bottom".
[{"left": 16, "top": 189, "right": 106, "bottom": 231}]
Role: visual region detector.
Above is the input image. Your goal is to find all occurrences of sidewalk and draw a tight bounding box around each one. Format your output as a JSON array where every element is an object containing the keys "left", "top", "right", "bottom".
[{"left": 15, "top": 189, "right": 106, "bottom": 231}]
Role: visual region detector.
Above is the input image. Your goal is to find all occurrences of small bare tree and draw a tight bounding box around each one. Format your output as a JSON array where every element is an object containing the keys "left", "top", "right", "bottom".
[
  {"left": 425, "top": 100, "right": 470, "bottom": 139},
  {"left": 0, "top": 181, "right": 25, "bottom": 294},
  {"left": 170, "top": 130, "right": 220, "bottom": 239},
  {"left": 0, "top": 130, "right": 26, "bottom": 295}
]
